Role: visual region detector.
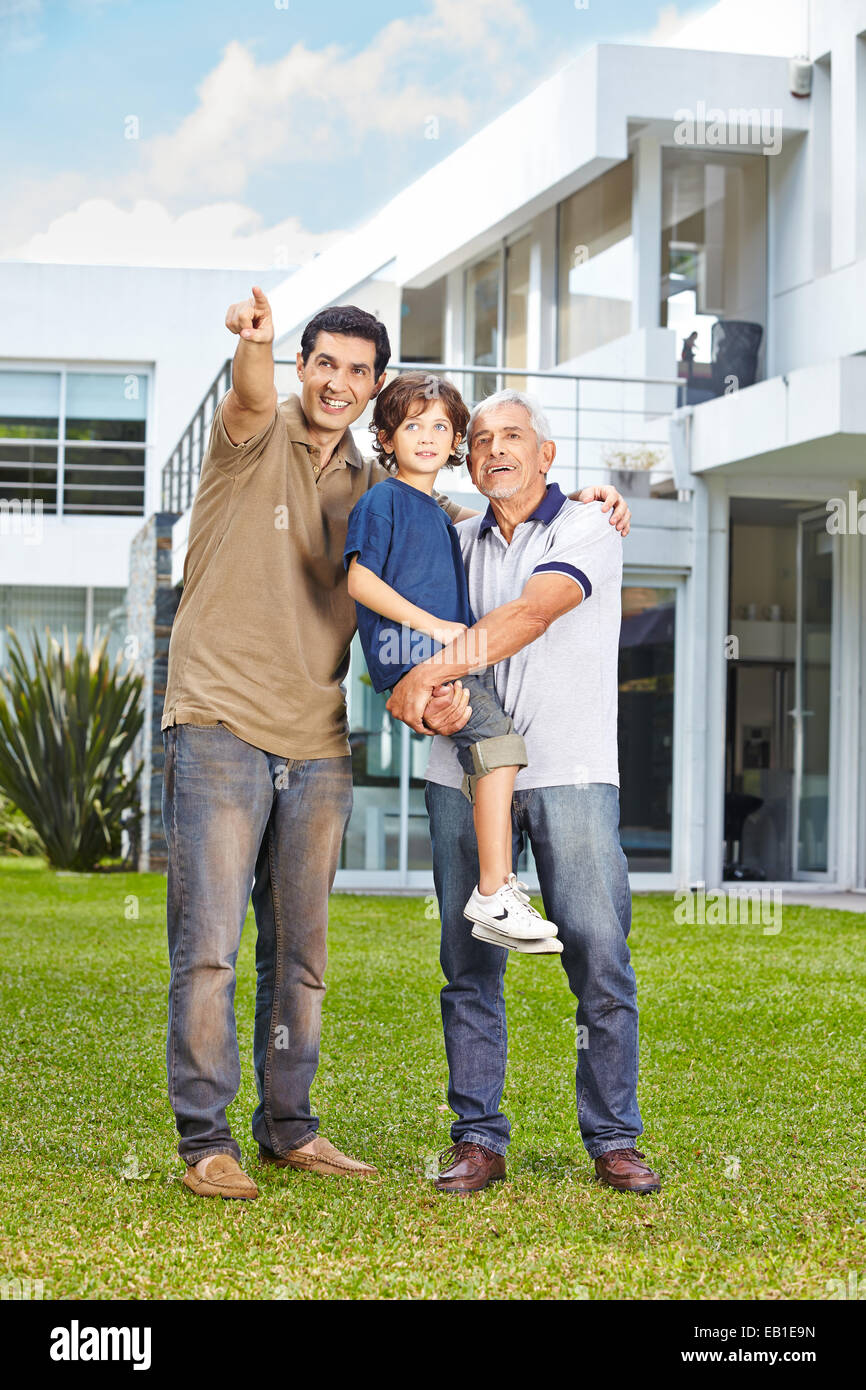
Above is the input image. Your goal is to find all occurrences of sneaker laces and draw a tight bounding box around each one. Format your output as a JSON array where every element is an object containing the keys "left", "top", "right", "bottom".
[{"left": 505, "top": 873, "right": 543, "bottom": 917}]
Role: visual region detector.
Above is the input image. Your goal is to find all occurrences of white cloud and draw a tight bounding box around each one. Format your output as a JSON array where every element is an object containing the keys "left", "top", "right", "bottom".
[
  {"left": 2, "top": 0, "right": 537, "bottom": 266},
  {"left": 133, "top": 0, "right": 534, "bottom": 201},
  {"left": 9, "top": 197, "right": 345, "bottom": 269},
  {"left": 646, "top": 4, "right": 697, "bottom": 45},
  {"left": 619, "top": 2, "right": 714, "bottom": 48}
]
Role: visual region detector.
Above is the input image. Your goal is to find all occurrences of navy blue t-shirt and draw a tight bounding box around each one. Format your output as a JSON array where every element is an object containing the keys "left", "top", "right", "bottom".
[{"left": 344, "top": 476, "right": 474, "bottom": 693}]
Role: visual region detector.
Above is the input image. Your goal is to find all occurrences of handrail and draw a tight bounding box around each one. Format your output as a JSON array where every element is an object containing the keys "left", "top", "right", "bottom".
[
  {"left": 372, "top": 361, "right": 686, "bottom": 388},
  {"left": 161, "top": 357, "right": 687, "bottom": 511}
]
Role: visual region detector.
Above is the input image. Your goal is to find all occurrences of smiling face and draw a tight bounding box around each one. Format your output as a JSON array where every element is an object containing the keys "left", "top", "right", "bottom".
[
  {"left": 468, "top": 403, "right": 555, "bottom": 501},
  {"left": 380, "top": 399, "right": 459, "bottom": 479},
  {"left": 296, "top": 330, "right": 385, "bottom": 434}
]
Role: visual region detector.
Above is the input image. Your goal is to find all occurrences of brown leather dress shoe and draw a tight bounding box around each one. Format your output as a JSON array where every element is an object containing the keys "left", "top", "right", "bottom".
[
  {"left": 433, "top": 1141, "right": 506, "bottom": 1194},
  {"left": 594, "top": 1147, "right": 661, "bottom": 1193}
]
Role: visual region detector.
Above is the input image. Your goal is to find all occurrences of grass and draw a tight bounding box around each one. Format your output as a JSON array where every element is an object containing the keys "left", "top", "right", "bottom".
[{"left": 0, "top": 856, "right": 864, "bottom": 1301}]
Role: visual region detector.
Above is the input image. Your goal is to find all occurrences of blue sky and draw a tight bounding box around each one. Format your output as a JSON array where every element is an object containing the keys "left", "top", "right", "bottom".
[{"left": 0, "top": 0, "right": 711, "bottom": 267}]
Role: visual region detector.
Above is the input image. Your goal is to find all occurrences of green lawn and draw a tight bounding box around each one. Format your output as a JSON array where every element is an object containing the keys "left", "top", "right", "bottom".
[{"left": 0, "top": 857, "right": 863, "bottom": 1301}]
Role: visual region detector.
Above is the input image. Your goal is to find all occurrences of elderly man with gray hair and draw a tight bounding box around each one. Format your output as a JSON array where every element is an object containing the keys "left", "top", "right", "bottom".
[{"left": 386, "top": 389, "right": 660, "bottom": 1196}]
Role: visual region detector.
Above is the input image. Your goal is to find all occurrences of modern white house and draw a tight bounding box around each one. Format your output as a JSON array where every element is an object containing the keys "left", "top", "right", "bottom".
[{"left": 2, "top": 0, "right": 865, "bottom": 894}]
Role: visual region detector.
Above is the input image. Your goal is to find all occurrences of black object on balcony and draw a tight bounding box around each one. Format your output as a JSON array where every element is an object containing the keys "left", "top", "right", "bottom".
[{"left": 711, "top": 320, "right": 763, "bottom": 396}]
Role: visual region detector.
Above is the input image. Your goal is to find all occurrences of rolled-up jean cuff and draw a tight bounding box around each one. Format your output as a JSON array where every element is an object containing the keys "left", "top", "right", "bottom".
[{"left": 460, "top": 731, "right": 528, "bottom": 803}]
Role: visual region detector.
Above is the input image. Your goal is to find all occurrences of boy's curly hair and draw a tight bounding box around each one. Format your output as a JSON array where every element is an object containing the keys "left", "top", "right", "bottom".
[{"left": 369, "top": 372, "right": 469, "bottom": 473}]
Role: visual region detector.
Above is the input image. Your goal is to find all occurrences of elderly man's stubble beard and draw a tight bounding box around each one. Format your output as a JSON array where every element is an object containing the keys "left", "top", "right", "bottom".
[{"left": 474, "top": 459, "right": 524, "bottom": 501}]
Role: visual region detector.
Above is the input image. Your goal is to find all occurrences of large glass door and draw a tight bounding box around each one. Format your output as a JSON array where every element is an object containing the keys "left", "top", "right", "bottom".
[{"left": 791, "top": 510, "right": 835, "bottom": 879}]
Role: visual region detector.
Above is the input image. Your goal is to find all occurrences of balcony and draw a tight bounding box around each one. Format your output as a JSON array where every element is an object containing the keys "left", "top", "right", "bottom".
[{"left": 160, "top": 358, "right": 689, "bottom": 517}]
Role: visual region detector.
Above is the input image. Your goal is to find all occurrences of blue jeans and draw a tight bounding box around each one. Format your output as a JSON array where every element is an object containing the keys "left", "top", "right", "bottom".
[
  {"left": 425, "top": 780, "right": 642, "bottom": 1159},
  {"left": 162, "top": 723, "right": 353, "bottom": 1165}
]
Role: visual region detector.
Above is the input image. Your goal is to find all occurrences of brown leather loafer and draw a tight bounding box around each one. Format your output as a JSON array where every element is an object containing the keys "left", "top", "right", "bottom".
[
  {"left": 258, "top": 1136, "right": 378, "bottom": 1178},
  {"left": 182, "top": 1153, "right": 259, "bottom": 1200},
  {"left": 433, "top": 1141, "right": 506, "bottom": 1194},
  {"left": 594, "top": 1147, "right": 661, "bottom": 1193}
]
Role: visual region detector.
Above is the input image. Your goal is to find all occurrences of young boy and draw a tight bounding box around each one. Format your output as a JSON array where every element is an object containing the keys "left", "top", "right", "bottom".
[{"left": 344, "top": 372, "right": 561, "bottom": 954}]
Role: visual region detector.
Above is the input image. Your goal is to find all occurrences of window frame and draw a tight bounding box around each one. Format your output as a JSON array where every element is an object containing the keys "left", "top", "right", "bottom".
[
  {"left": 0, "top": 361, "right": 152, "bottom": 518},
  {"left": 554, "top": 157, "right": 635, "bottom": 366}
]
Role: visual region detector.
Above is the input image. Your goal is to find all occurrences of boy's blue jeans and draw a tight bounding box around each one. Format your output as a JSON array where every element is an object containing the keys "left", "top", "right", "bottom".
[
  {"left": 161, "top": 722, "right": 353, "bottom": 1165},
  {"left": 425, "top": 779, "right": 643, "bottom": 1159}
]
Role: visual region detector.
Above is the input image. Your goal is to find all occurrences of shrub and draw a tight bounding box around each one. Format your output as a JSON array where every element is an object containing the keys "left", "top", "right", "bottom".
[
  {"left": 0, "top": 791, "right": 43, "bottom": 857},
  {"left": 0, "top": 628, "right": 144, "bottom": 872}
]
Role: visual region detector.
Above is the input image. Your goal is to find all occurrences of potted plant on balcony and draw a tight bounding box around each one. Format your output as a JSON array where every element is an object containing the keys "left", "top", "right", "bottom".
[{"left": 601, "top": 444, "right": 666, "bottom": 499}]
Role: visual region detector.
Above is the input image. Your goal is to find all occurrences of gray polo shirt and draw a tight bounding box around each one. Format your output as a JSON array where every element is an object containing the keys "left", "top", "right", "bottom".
[{"left": 425, "top": 485, "right": 622, "bottom": 791}]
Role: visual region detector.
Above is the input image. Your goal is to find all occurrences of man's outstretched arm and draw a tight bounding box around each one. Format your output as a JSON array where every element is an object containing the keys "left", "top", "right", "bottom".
[
  {"left": 385, "top": 571, "right": 583, "bottom": 734},
  {"left": 222, "top": 286, "right": 279, "bottom": 445}
]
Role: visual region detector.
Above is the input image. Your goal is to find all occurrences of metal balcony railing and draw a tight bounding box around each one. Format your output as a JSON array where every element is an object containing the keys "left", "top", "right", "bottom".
[
  {"left": 161, "top": 358, "right": 232, "bottom": 514},
  {"left": 161, "top": 358, "right": 688, "bottom": 513}
]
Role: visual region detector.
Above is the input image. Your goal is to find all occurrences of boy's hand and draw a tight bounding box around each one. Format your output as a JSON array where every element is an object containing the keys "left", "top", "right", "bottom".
[
  {"left": 431, "top": 622, "right": 468, "bottom": 647},
  {"left": 225, "top": 286, "right": 274, "bottom": 344}
]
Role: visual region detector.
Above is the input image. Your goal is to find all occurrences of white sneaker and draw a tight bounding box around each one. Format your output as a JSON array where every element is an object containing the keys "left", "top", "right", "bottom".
[
  {"left": 463, "top": 874, "right": 558, "bottom": 941},
  {"left": 470, "top": 921, "right": 564, "bottom": 954}
]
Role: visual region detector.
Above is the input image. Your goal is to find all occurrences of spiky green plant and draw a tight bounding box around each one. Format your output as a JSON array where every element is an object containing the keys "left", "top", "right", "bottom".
[
  {"left": 0, "top": 791, "right": 42, "bottom": 857},
  {"left": 0, "top": 627, "right": 144, "bottom": 871}
]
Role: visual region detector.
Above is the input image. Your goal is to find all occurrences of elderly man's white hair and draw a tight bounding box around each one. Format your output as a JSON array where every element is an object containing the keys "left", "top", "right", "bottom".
[{"left": 466, "top": 389, "right": 553, "bottom": 449}]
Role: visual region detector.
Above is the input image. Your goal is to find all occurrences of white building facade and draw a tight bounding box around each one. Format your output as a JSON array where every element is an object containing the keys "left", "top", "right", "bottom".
[{"left": 2, "top": 0, "right": 864, "bottom": 893}]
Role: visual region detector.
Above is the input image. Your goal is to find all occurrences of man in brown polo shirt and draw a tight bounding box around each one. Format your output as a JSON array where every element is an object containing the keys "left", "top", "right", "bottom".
[{"left": 162, "top": 287, "right": 631, "bottom": 1200}]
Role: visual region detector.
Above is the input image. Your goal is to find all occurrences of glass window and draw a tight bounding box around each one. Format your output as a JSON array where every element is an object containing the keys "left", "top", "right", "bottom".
[
  {"left": 661, "top": 148, "right": 766, "bottom": 374},
  {"left": 400, "top": 279, "right": 445, "bottom": 364},
  {"left": 0, "top": 369, "right": 147, "bottom": 517},
  {"left": 557, "top": 159, "right": 633, "bottom": 363},
  {"left": 0, "top": 586, "right": 126, "bottom": 669},
  {"left": 63, "top": 446, "right": 147, "bottom": 515},
  {"left": 92, "top": 588, "right": 129, "bottom": 659},
  {"left": 66, "top": 372, "right": 147, "bottom": 440},
  {"left": 617, "top": 586, "right": 676, "bottom": 871},
  {"left": 504, "top": 234, "right": 531, "bottom": 389},
  {"left": 0, "top": 442, "right": 59, "bottom": 510},
  {"left": 0, "top": 371, "right": 60, "bottom": 438},
  {"left": 340, "top": 634, "right": 402, "bottom": 871},
  {"left": 465, "top": 251, "right": 501, "bottom": 399},
  {"left": 0, "top": 372, "right": 61, "bottom": 513}
]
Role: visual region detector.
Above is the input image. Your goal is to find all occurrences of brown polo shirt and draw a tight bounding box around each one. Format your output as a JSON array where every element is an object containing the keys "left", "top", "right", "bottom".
[{"left": 161, "top": 392, "right": 463, "bottom": 759}]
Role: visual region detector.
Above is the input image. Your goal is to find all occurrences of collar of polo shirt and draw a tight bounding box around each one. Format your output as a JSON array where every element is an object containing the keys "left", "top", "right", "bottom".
[{"left": 477, "top": 480, "right": 567, "bottom": 537}]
